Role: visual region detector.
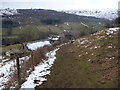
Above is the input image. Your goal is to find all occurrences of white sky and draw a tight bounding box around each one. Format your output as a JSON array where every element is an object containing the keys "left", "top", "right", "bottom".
[{"left": 0, "top": 0, "right": 119, "bottom": 10}]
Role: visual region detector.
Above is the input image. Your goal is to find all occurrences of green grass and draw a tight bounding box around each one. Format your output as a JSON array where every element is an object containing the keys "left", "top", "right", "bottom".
[
  {"left": 86, "top": 22, "right": 105, "bottom": 31},
  {"left": 2, "top": 28, "right": 9, "bottom": 36},
  {"left": 1, "top": 44, "right": 22, "bottom": 53},
  {"left": 3, "top": 22, "right": 105, "bottom": 36}
]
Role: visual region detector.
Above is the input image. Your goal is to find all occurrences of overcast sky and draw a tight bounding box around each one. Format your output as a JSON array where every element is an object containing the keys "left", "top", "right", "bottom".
[{"left": 0, "top": 0, "right": 119, "bottom": 10}]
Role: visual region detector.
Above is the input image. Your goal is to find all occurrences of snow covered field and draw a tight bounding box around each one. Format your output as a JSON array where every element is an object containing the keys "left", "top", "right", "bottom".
[
  {"left": 21, "top": 48, "right": 59, "bottom": 88},
  {"left": 27, "top": 41, "right": 51, "bottom": 51}
]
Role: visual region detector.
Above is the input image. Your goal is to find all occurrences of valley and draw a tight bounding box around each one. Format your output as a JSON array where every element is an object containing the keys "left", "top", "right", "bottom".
[{"left": 0, "top": 8, "right": 119, "bottom": 89}]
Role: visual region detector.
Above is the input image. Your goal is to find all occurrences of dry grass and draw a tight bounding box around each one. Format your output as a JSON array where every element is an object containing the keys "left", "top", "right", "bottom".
[{"left": 37, "top": 30, "right": 119, "bottom": 88}]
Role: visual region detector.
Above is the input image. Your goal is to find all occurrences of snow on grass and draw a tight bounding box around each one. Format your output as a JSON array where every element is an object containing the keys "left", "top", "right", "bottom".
[
  {"left": 0, "top": 60, "right": 15, "bottom": 89},
  {"left": 77, "top": 38, "right": 89, "bottom": 45},
  {"left": 62, "top": 9, "right": 118, "bottom": 20},
  {"left": 88, "top": 59, "right": 91, "bottom": 62},
  {"left": 0, "top": 9, "right": 18, "bottom": 15},
  {"left": 64, "top": 22, "right": 69, "bottom": 26},
  {"left": 21, "top": 48, "right": 59, "bottom": 88},
  {"left": 48, "top": 36, "right": 60, "bottom": 41},
  {"left": 89, "top": 46, "right": 101, "bottom": 50},
  {"left": 108, "top": 46, "right": 112, "bottom": 48},
  {"left": 27, "top": 41, "right": 51, "bottom": 51},
  {"left": 106, "top": 27, "right": 119, "bottom": 35},
  {"left": 19, "top": 56, "right": 31, "bottom": 64},
  {"left": 81, "top": 22, "right": 89, "bottom": 27},
  {"left": 96, "top": 36, "right": 105, "bottom": 40},
  {"left": 0, "top": 56, "right": 31, "bottom": 89}
]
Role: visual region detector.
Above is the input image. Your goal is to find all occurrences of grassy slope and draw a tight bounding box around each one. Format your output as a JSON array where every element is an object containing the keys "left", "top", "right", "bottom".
[
  {"left": 37, "top": 29, "right": 118, "bottom": 88},
  {"left": 2, "top": 22, "right": 105, "bottom": 36},
  {"left": 0, "top": 44, "right": 22, "bottom": 58}
]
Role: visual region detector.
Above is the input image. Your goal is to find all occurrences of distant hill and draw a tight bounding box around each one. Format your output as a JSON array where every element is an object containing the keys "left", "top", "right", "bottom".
[
  {"left": 61, "top": 9, "right": 118, "bottom": 20},
  {"left": 1, "top": 9, "right": 109, "bottom": 27},
  {"left": 0, "top": 8, "right": 17, "bottom": 15}
]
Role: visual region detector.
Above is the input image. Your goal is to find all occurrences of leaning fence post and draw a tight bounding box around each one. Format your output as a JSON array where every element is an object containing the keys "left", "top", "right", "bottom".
[{"left": 16, "top": 54, "right": 21, "bottom": 88}]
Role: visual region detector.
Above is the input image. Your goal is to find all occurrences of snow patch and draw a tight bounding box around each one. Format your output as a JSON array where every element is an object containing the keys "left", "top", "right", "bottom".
[
  {"left": 81, "top": 22, "right": 89, "bottom": 27},
  {"left": 0, "top": 9, "right": 18, "bottom": 15},
  {"left": 0, "top": 60, "right": 15, "bottom": 89},
  {"left": 88, "top": 59, "right": 91, "bottom": 62},
  {"left": 27, "top": 41, "right": 51, "bottom": 51},
  {"left": 106, "top": 27, "right": 119, "bottom": 35},
  {"left": 0, "top": 56, "right": 2, "bottom": 60},
  {"left": 21, "top": 48, "right": 59, "bottom": 88},
  {"left": 0, "top": 56, "right": 31, "bottom": 89},
  {"left": 108, "top": 46, "right": 112, "bottom": 48},
  {"left": 64, "top": 22, "right": 69, "bottom": 26},
  {"left": 5, "top": 51, "right": 11, "bottom": 56},
  {"left": 48, "top": 36, "right": 60, "bottom": 41}
]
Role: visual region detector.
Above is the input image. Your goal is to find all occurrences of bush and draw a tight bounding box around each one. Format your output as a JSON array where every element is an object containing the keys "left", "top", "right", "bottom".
[
  {"left": 2, "top": 37, "right": 20, "bottom": 46},
  {"left": 105, "top": 23, "right": 111, "bottom": 28},
  {"left": 33, "top": 45, "right": 54, "bottom": 66},
  {"left": 80, "top": 30, "right": 87, "bottom": 36},
  {"left": 19, "top": 27, "right": 58, "bottom": 43},
  {"left": 114, "top": 17, "right": 120, "bottom": 24},
  {"left": 2, "top": 20, "right": 20, "bottom": 28},
  {"left": 19, "top": 28, "right": 39, "bottom": 42}
]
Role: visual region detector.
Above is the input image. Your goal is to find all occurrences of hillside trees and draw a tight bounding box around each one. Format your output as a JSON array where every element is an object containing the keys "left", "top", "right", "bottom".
[
  {"left": 104, "top": 17, "right": 120, "bottom": 28},
  {"left": 18, "top": 27, "right": 58, "bottom": 43},
  {"left": 41, "top": 18, "right": 61, "bottom": 25},
  {"left": 114, "top": 17, "right": 120, "bottom": 24},
  {"left": 2, "top": 20, "right": 20, "bottom": 36},
  {"left": 19, "top": 28, "right": 41, "bottom": 42}
]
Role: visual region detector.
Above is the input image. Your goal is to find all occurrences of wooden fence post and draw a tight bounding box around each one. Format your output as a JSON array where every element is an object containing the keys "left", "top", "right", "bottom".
[
  {"left": 31, "top": 51, "right": 34, "bottom": 70},
  {"left": 16, "top": 55, "right": 21, "bottom": 88}
]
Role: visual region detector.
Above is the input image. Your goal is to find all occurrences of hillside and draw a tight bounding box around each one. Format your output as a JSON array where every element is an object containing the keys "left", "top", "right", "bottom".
[
  {"left": 2, "top": 21, "right": 106, "bottom": 46},
  {"left": 1, "top": 9, "right": 109, "bottom": 27},
  {"left": 0, "top": 8, "right": 17, "bottom": 15},
  {"left": 37, "top": 27, "right": 119, "bottom": 88},
  {"left": 0, "top": 8, "right": 119, "bottom": 88},
  {"left": 0, "top": 27, "right": 119, "bottom": 89},
  {"left": 1, "top": 8, "right": 111, "bottom": 46},
  {"left": 61, "top": 9, "right": 118, "bottom": 20}
]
